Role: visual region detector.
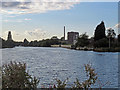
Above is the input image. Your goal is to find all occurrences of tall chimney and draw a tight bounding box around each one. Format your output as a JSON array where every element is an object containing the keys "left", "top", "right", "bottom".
[{"left": 64, "top": 26, "right": 65, "bottom": 40}]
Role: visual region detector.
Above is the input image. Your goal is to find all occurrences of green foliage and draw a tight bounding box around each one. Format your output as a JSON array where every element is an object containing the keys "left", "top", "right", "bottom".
[
  {"left": 2, "top": 61, "right": 39, "bottom": 89},
  {"left": 107, "top": 28, "right": 116, "bottom": 39},
  {"left": 55, "top": 64, "right": 97, "bottom": 89},
  {"left": 2, "top": 61, "right": 98, "bottom": 89},
  {"left": 94, "top": 47, "right": 120, "bottom": 52},
  {"left": 55, "top": 78, "right": 68, "bottom": 88},
  {"left": 118, "top": 34, "right": 120, "bottom": 42},
  {"left": 27, "top": 39, "right": 60, "bottom": 47},
  {"left": 76, "top": 33, "right": 89, "bottom": 47},
  {"left": 73, "top": 64, "right": 97, "bottom": 88},
  {"left": 94, "top": 21, "right": 106, "bottom": 41},
  {"left": 94, "top": 38, "right": 109, "bottom": 48},
  {"left": 22, "top": 38, "right": 29, "bottom": 46}
]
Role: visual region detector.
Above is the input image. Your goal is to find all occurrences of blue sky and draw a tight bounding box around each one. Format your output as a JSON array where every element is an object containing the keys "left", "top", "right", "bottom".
[{"left": 1, "top": 2, "right": 118, "bottom": 41}]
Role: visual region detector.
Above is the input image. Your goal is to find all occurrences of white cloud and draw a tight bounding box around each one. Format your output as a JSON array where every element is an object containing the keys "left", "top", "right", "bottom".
[
  {"left": 2, "top": 30, "right": 22, "bottom": 40},
  {"left": 2, "top": 28, "right": 47, "bottom": 41},
  {"left": 106, "top": 27, "right": 111, "bottom": 30},
  {"left": 1, "top": 0, "right": 119, "bottom": 15},
  {"left": 114, "top": 23, "right": 120, "bottom": 28},
  {"left": 2, "top": 18, "right": 32, "bottom": 22},
  {"left": 1, "top": 0, "right": 119, "bottom": 2},
  {"left": 3, "top": 20, "right": 9, "bottom": 22},
  {"left": 6, "top": 15, "right": 18, "bottom": 18},
  {"left": 24, "top": 29, "right": 46, "bottom": 40},
  {"left": 24, "top": 18, "right": 31, "bottom": 20},
  {"left": 0, "top": 1, "right": 80, "bottom": 15}
]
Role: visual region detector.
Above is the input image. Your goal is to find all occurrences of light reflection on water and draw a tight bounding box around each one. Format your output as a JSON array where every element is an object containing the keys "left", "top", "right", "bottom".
[{"left": 1, "top": 47, "right": 118, "bottom": 88}]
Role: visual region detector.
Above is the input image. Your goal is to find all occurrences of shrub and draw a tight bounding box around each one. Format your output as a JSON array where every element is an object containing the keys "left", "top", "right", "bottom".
[
  {"left": 73, "top": 64, "right": 97, "bottom": 88},
  {"left": 55, "top": 78, "right": 68, "bottom": 88},
  {"left": 54, "top": 64, "right": 97, "bottom": 89},
  {"left": 2, "top": 61, "right": 39, "bottom": 89},
  {"left": 2, "top": 62, "right": 97, "bottom": 89},
  {"left": 94, "top": 38, "right": 108, "bottom": 48}
]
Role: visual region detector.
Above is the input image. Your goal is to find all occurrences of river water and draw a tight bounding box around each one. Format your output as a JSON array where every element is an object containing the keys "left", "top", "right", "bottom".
[{"left": 1, "top": 47, "right": 119, "bottom": 88}]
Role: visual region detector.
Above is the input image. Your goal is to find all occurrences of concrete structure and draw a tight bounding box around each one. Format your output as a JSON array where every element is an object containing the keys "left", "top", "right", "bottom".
[
  {"left": 67, "top": 32, "right": 79, "bottom": 45},
  {"left": 7, "top": 31, "right": 12, "bottom": 41}
]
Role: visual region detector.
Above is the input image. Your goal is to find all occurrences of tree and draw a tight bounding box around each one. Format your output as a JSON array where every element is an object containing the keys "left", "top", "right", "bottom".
[
  {"left": 75, "top": 33, "right": 89, "bottom": 47},
  {"left": 107, "top": 28, "right": 116, "bottom": 48},
  {"left": 94, "top": 21, "right": 106, "bottom": 41},
  {"left": 94, "top": 38, "right": 108, "bottom": 48},
  {"left": 22, "top": 38, "right": 29, "bottom": 46},
  {"left": 118, "top": 34, "right": 120, "bottom": 42}
]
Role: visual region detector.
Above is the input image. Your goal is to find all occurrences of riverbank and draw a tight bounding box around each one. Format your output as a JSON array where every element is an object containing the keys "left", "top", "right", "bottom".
[
  {"left": 51, "top": 45, "right": 120, "bottom": 52},
  {"left": 93, "top": 47, "right": 120, "bottom": 52},
  {"left": 76, "top": 47, "right": 120, "bottom": 52},
  {"left": 2, "top": 44, "right": 120, "bottom": 52},
  {"left": 51, "top": 45, "right": 71, "bottom": 49}
]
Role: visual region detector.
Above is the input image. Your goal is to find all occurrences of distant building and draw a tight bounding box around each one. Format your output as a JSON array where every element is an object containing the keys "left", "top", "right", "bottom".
[
  {"left": 67, "top": 32, "right": 79, "bottom": 45},
  {"left": 7, "top": 31, "right": 12, "bottom": 41}
]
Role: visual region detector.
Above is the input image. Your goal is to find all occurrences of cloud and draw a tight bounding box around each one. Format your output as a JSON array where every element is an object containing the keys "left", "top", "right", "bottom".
[
  {"left": 24, "top": 29, "right": 46, "bottom": 39},
  {"left": 106, "top": 27, "right": 111, "bottom": 30},
  {"left": 1, "top": 0, "right": 119, "bottom": 15},
  {"left": 1, "top": 0, "right": 119, "bottom": 2},
  {"left": 3, "top": 19, "right": 23, "bottom": 22},
  {"left": 0, "top": 0, "right": 80, "bottom": 15},
  {"left": 2, "top": 30, "right": 22, "bottom": 40},
  {"left": 2, "top": 18, "right": 32, "bottom": 22},
  {"left": 24, "top": 18, "right": 31, "bottom": 20},
  {"left": 6, "top": 15, "right": 18, "bottom": 18},
  {"left": 2, "top": 28, "right": 47, "bottom": 41},
  {"left": 114, "top": 23, "right": 120, "bottom": 28}
]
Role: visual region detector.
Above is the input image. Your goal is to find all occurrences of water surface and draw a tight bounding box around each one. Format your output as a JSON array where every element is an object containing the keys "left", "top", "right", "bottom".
[{"left": 1, "top": 47, "right": 118, "bottom": 88}]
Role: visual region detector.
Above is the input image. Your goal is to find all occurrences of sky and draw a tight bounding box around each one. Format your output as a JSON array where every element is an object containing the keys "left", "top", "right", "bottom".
[{"left": 0, "top": 0, "right": 119, "bottom": 41}]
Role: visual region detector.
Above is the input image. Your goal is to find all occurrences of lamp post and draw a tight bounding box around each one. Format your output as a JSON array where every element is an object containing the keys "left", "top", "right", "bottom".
[
  {"left": 107, "top": 28, "right": 116, "bottom": 49},
  {"left": 109, "top": 36, "right": 110, "bottom": 49}
]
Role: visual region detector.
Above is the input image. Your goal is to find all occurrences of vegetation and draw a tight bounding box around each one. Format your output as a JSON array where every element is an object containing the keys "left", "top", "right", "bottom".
[
  {"left": 2, "top": 61, "right": 39, "bottom": 89},
  {"left": 93, "top": 27, "right": 117, "bottom": 48},
  {"left": 94, "top": 21, "right": 106, "bottom": 41},
  {"left": 73, "top": 64, "right": 97, "bottom": 88},
  {"left": 1, "top": 21, "right": 120, "bottom": 52},
  {"left": 93, "top": 47, "right": 120, "bottom": 52},
  {"left": 74, "top": 21, "right": 120, "bottom": 52},
  {"left": 94, "top": 38, "right": 109, "bottom": 48},
  {"left": 1, "top": 61, "right": 98, "bottom": 89},
  {"left": 55, "top": 78, "right": 68, "bottom": 88},
  {"left": 107, "top": 28, "right": 116, "bottom": 48},
  {"left": 118, "top": 34, "right": 120, "bottom": 42},
  {"left": 75, "top": 33, "right": 89, "bottom": 47},
  {"left": 1, "top": 36, "right": 61, "bottom": 48}
]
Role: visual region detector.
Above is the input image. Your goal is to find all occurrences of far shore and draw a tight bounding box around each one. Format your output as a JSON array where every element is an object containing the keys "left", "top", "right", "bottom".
[
  {"left": 1, "top": 45, "right": 120, "bottom": 52},
  {"left": 51, "top": 45, "right": 120, "bottom": 52}
]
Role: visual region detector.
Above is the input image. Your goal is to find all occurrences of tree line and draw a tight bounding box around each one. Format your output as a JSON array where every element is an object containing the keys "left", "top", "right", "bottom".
[
  {"left": 0, "top": 36, "right": 61, "bottom": 48},
  {"left": 75, "top": 21, "right": 120, "bottom": 50},
  {"left": 1, "top": 21, "right": 120, "bottom": 50}
]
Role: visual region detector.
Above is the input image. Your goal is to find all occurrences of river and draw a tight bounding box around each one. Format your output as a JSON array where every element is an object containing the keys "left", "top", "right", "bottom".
[{"left": 1, "top": 47, "right": 119, "bottom": 88}]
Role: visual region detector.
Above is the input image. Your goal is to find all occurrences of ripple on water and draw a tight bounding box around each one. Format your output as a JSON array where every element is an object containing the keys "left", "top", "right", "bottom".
[{"left": 1, "top": 47, "right": 118, "bottom": 88}]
